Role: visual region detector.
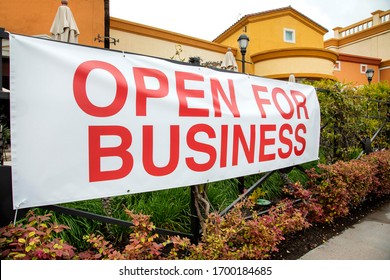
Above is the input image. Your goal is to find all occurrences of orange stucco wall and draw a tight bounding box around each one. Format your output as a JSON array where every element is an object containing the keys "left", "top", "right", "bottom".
[
  {"left": 333, "top": 61, "right": 380, "bottom": 85},
  {"left": 0, "top": 0, "right": 104, "bottom": 47},
  {"left": 380, "top": 68, "right": 390, "bottom": 82}
]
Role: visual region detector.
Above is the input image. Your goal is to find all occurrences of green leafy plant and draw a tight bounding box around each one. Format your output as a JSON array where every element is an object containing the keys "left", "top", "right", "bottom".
[
  {"left": 249, "top": 187, "right": 268, "bottom": 203},
  {"left": 306, "top": 80, "right": 389, "bottom": 163},
  {"left": 111, "top": 188, "right": 191, "bottom": 233}
]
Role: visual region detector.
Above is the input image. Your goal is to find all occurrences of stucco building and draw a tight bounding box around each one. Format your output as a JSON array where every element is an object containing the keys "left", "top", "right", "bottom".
[
  {"left": 1, "top": 1, "right": 389, "bottom": 88},
  {"left": 109, "top": 17, "right": 235, "bottom": 67},
  {"left": 213, "top": 6, "right": 337, "bottom": 80},
  {"left": 110, "top": 6, "right": 338, "bottom": 82},
  {"left": 0, "top": 0, "right": 106, "bottom": 92},
  {"left": 0, "top": 0, "right": 105, "bottom": 47},
  {"left": 325, "top": 9, "right": 390, "bottom": 85}
]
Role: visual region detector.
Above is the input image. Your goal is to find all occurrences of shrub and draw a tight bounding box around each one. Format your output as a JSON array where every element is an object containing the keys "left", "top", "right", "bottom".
[
  {"left": 189, "top": 200, "right": 286, "bottom": 259},
  {"left": 179, "top": 198, "right": 310, "bottom": 260},
  {"left": 2, "top": 150, "right": 389, "bottom": 260},
  {"left": 282, "top": 182, "right": 323, "bottom": 223},
  {"left": 80, "top": 209, "right": 164, "bottom": 260},
  {"left": 0, "top": 211, "right": 75, "bottom": 259},
  {"left": 360, "top": 150, "right": 390, "bottom": 196},
  {"left": 78, "top": 198, "right": 312, "bottom": 260},
  {"left": 306, "top": 80, "right": 390, "bottom": 163},
  {"left": 307, "top": 149, "right": 390, "bottom": 222}
]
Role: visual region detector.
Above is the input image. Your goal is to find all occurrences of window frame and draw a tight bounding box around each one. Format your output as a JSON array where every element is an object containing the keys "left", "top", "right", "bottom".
[
  {"left": 284, "top": 28, "right": 296, "bottom": 43},
  {"left": 360, "top": 64, "right": 367, "bottom": 74}
]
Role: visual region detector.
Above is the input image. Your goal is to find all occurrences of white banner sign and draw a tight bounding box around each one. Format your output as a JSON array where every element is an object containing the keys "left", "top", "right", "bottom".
[{"left": 10, "top": 34, "right": 320, "bottom": 209}]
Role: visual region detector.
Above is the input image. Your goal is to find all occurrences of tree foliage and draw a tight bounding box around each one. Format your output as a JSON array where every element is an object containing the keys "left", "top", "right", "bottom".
[{"left": 306, "top": 80, "right": 389, "bottom": 163}]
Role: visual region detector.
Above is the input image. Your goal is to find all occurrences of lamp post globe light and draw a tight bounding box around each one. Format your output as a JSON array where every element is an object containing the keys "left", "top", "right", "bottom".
[
  {"left": 237, "top": 33, "right": 249, "bottom": 73},
  {"left": 365, "top": 68, "right": 374, "bottom": 85}
]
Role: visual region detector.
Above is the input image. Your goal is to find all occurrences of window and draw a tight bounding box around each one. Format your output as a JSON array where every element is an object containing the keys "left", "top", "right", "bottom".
[
  {"left": 284, "top": 28, "right": 296, "bottom": 43},
  {"left": 334, "top": 61, "right": 341, "bottom": 71},
  {"left": 360, "top": 64, "right": 367, "bottom": 74}
]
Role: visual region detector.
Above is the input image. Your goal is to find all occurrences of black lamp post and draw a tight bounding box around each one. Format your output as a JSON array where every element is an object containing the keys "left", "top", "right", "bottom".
[
  {"left": 237, "top": 34, "right": 249, "bottom": 193},
  {"left": 365, "top": 68, "right": 374, "bottom": 85},
  {"left": 237, "top": 33, "right": 249, "bottom": 73}
]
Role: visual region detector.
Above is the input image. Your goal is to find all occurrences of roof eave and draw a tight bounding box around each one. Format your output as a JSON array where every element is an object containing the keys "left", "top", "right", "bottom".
[{"left": 213, "top": 6, "right": 328, "bottom": 43}]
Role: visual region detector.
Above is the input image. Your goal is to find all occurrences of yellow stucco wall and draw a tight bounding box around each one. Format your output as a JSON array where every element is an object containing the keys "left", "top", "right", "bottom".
[
  {"left": 0, "top": 0, "right": 105, "bottom": 47},
  {"left": 109, "top": 8, "right": 335, "bottom": 79},
  {"left": 255, "top": 57, "right": 335, "bottom": 79},
  {"left": 247, "top": 14, "right": 325, "bottom": 51},
  {"left": 214, "top": 8, "right": 327, "bottom": 74},
  {"left": 336, "top": 32, "right": 390, "bottom": 61},
  {"left": 110, "top": 29, "right": 227, "bottom": 64}
]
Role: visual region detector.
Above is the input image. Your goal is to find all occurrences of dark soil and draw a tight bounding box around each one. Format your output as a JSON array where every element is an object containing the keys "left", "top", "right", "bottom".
[{"left": 270, "top": 196, "right": 390, "bottom": 260}]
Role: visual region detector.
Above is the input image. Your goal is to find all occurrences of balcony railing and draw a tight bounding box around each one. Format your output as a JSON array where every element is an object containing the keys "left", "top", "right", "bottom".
[{"left": 337, "top": 10, "right": 390, "bottom": 38}]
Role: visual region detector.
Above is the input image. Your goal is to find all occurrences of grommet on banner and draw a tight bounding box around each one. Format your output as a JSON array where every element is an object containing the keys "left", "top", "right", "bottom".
[{"left": 122, "top": 50, "right": 125, "bottom": 58}]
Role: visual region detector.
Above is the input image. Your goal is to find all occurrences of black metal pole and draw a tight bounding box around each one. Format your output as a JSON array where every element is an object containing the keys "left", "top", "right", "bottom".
[
  {"left": 104, "top": 0, "right": 110, "bottom": 49},
  {"left": 0, "top": 29, "right": 3, "bottom": 165},
  {"left": 0, "top": 33, "right": 2, "bottom": 91},
  {"left": 41, "top": 204, "right": 193, "bottom": 239},
  {"left": 357, "top": 119, "right": 388, "bottom": 159},
  {"left": 241, "top": 51, "right": 246, "bottom": 74},
  {"left": 0, "top": 28, "right": 9, "bottom": 100},
  {"left": 237, "top": 48, "right": 247, "bottom": 193},
  {"left": 220, "top": 171, "right": 274, "bottom": 216},
  {"left": 0, "top": 28, "right": 9, "bottom": 167},
  {"left": 189, "top": 186, "right": 200, "bottom": 244},
  {"left": 0, "top": 166, "right": 29, "bottom": 226},
  {"left": 0, "top": 27, "right": 6, "bottom": 91}
]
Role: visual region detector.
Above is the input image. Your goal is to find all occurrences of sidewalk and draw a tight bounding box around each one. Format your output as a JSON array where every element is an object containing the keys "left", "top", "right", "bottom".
[{"left": 300, "top": 201, "right": 390, "bottom": 260}]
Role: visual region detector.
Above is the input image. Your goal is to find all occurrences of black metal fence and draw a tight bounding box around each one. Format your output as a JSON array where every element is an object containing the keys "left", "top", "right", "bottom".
[
  {"left": 1, "top": 95, "right": 387, "bottom": 242},
  {"left": 0, "top": 28, "right": 389, "bottom": 243}
]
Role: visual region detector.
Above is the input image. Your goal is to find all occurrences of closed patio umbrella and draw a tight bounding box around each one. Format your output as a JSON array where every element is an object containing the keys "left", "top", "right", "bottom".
[
  {"left": 221, "top": 48, "right": 238, "bottom": 72},
  {"left": 50, "top": 0, "right": 80, "bottom": 43}
]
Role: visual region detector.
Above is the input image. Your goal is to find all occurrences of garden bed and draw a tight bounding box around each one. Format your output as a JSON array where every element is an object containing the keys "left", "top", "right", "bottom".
[
  {"left": 271, "top": 195, "right": 390, "bottom": 259},
  {"left": 1, "top": 149, "right": 389, "bottom": 260}
]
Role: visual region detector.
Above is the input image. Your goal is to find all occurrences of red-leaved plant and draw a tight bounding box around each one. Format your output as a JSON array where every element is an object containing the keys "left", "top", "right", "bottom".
[
  {"left": 1, "top": 150, "right": 389, "bottom": 260},
  {"left": 0, "top": 211, "right": 75, "bottom": 259},
  {"left": 172, "top": 198, "right": 310, "bottom": 260},
  {"left": 80, "top": 209, "right": 164, "bottom": 260},
  {"left": 306, "top": 149, "right": 390, "bottom": 222}
]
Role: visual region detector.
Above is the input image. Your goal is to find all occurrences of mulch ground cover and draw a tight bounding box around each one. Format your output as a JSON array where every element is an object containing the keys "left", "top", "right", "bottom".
[{"left": 270, "top": 196, "right": 390, "bottom": 259}]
